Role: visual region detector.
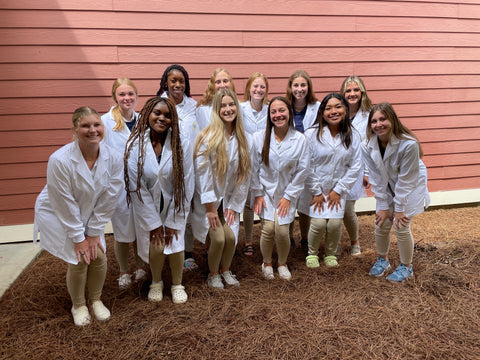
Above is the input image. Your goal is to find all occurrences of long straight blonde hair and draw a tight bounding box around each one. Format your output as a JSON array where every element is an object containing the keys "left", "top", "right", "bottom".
[{"left": 194, "top": 88, "right": 251, "bottom": 185}]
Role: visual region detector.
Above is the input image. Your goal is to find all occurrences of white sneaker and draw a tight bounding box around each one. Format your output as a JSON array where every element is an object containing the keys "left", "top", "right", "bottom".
[
  {"left": 117, "top": 273, "right": 132, "bottom": 289},
  {"left": 71, "top": 305, "right": 91, "bottom": 326},
  {"left": 221, "top": 270, "right": 240, "bottom": 286},
  {"left": 261, "top": 263, "right": 274, "bottom": 280},
  {"left": 91, "top": 300, "right": 111, "bottom": 321},
  {"left": 207, "top": 274, "right": 224, "bottom": 289},
  {"left": 134, "top": 268, "right": 147, "bottom": 282},
  {"left": 277, "top": 265, "right": 291, "bottom": 280},
  {"left": 148, "top": 281, "right": 164, "bottom": 302},
  {"left": 171, "top": 284, "right": 188, "bottom": 304},
  {"left": 350, "top": 245, "right": 361, "bottom": 256}
]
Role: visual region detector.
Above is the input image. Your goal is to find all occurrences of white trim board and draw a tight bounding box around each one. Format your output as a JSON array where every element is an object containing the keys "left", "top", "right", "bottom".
[{"left": 1, "top": 188, "right": 479, "bottom": 244}]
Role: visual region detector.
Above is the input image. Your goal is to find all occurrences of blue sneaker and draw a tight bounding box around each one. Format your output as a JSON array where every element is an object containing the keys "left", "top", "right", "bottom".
[
  {"left": 369, "top": 257, "right": 391, "bottom": 277},
  {"left": 386, "top": 264, "right": 414, "bottom": 282}
]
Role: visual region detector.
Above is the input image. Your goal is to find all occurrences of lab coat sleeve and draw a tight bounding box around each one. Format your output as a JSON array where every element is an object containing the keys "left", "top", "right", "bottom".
[
  {"left": 333, "top": 134, "right": 362, "bottom": 196},
  {"left": 46, "top": 155, "right": 86, "bottom": 243},
  {"left": 393, "top": 141, "right": 420, "bottom": 213},
  {"left": 283, "top": 135, "right": 309, "bottom": 202},
  {"left": 195, "top": 140, "right": 217, "bottom": 205},
  {"left": 226, "top": 135, "right": 252, "bottom": 213},
  {"left": 361, "top": 142, "right": 390, "bottom": 211},
  {"left": 127, "top": 144, "right": 163, "bottom": 232},
  {"left": 164, "top": 138, "right": 194, "bottom": 230},
  {"left": 249, "top": 132, "right": 264, "bottom": 198},
  {"left": 85, "top": 154, "right": 123, "bottom": 237}
]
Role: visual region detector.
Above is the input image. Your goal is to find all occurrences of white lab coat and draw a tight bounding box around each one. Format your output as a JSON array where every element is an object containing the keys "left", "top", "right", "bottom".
[
  {"left": 250, "top": 128, "right": 309, "bottom": 225},
  {"left": 160, "top": 92, "right": 199, "bottom": 149},
  {"left": 240, "top": 101, "right": 268, "bottom": 135},
  {"left": 191, "top": 132, "right": 251, "bottom": 244},
  {"left": 298, "top": 126, "right": 362, "bottom": 218},
  {"left": 196, "top": 104, "right": 213, "bottom": 131},
  {"left": 347, "top": 110, "right": 370, "bottom": 201},
  {"left": 298, "top": 101, "right": 321, "bottom": 132},
  {"left": 127, "top": 129, "right": 194, "bottom": 262},
  {"left": 101, "top": 107, "right": 138, "bottom": 243},
  {"left": 34, "top": 141, "right": 123, "bottom": 265},
  {"left": 362, "top": 134, "right": 430, "bottom": 217}
]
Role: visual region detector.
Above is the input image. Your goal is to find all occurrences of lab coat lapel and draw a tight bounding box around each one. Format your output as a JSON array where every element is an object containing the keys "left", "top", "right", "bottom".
[
  {"left": 158, "top": 131, "right": 173, "bottom": 173},
  {"left": 72, "top": 141, "right": 95, "bottom": 190},
  {"left": 369, "top": 135, "right": 390, "bottom": 184}
]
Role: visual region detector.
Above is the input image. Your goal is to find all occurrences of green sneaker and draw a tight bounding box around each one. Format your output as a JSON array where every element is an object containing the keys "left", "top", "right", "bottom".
[
  {"left": 324, "top": 255, "right": 339, "bottom": 267},
  {"left": 306, "top": 255, "right": 320, "bottom": 268}
]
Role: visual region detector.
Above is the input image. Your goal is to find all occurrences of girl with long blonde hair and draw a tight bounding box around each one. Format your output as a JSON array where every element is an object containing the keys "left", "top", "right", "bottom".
[{"left": 191, "top": 88, "right": 252, "bottom": 289}]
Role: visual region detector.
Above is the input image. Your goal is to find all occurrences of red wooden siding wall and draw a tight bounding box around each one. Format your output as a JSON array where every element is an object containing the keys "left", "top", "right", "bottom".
[{"left": 0, "top": 0, "right": 479, "bottom": 225}]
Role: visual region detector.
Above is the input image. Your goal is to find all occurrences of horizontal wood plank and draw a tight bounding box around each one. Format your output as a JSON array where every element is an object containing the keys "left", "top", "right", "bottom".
[
  {"left": 3, "top": 28, "right": 480, "bottom": 47},
  {"left": 0, "top": 209, "right": 33, "bottom": 226},
  {"left": 3, "top": 62, "right": 480, "bottom": 81},
  {"left": 0, "top": 178, "right": 45, "bottom": 196}
]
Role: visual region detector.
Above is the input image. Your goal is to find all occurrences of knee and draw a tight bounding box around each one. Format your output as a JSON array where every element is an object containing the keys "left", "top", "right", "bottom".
[
  {"left": 310, "top": 218, "right": 327, "bottom": 233},
  {"left": 149, "top": 244, "right": 164, "bottom": 258},
  {"left": 326, "top": 219, "right": 342, "bottom": 231}
]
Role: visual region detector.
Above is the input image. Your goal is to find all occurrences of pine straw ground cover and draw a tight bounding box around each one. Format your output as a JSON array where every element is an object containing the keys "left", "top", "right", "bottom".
[{"left": 1, "top": 206, "right": 480, "bottom": 360}]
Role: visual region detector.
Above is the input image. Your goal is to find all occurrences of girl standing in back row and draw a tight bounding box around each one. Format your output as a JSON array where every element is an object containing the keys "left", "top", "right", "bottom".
[
  {"left": 339, "top": 75, "right": 373, "bottom": 256},
  {"left": 285, "top": 70, "right": 321, "bottom": 252},
  {"left": 240, "top": 72, "right": 270, "bottom": 256},
  {"left": 196, "top": 68, "right": 237, "bottom": 130},
  {"left": 102, "top": 78, "right": 146, "bottom": 289}
]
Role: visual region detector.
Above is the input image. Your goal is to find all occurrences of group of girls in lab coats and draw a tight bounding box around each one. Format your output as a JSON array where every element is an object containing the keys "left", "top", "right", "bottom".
[{"left": 33, "top": 67, "right": 429, "bottom": 326}]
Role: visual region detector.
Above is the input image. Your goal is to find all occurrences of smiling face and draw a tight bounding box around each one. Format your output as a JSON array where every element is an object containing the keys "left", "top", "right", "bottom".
[
  {"left": 219, "top": 95, "right": 237, "bottom": 125},
  {"left": 249, "top": 77, "right": 266, "bottom": 102},
  {"left": 343, "top": 82, "right": 362, "bottom": 108},
  {"left": 114, "top": 84, "right": 137, "bottom": 114},
  {"left": 214, "top": 71, "right": 231, "bottom": 91},
  {"left": 323, "top": 97, "right": 346, "bottom": 130},
  {"left": 75, "top": 114, "right": 104, "bottom": 147},
  {"left": 269, "top": 99, "right": 290, "bottom": 130},
  {"left": 148, "top": 101, "right": 172, "bottom": 134},
  {"left": 166, "top": 69, "right": 185, "bottom": 103},
  {"left": 370, "top": 110, "right": 392, "bottom": 142},
  {"left": 291, "top": 76, "right": 308, "bottom": 102}
]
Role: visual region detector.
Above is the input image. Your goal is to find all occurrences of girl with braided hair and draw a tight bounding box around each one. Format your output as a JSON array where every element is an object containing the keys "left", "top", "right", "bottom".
[
  {"left": 125, "top": 97, "right": 194, "bottom": 303},
  {"left": 156, "top": 64, "right": 200, "bottom": 271},
  {"left": 191, "top": 88, "right": 252, "bottom": 289}
]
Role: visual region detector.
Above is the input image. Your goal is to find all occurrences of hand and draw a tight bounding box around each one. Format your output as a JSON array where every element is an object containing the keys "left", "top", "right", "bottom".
[
  {"left": 363, "top": 176, "right": 371, "bottom": 189},
  {"left": 253, "top": 196, "right": 266, "bottom": 215},
  {"left": 205, "top": 203, "right": 220, "bottom": 231},
  {"left": 85, "top": 235, "right": 103, "bottom": 262},
  {"left": 276, "top": 198, "right": 291, "bottom": 218},
  {"left": 327, "top": 191, "right": 341, "bottom": 211},
  {"left": 310, "top": 194, "right": 326, "bottom": 213},
  {"left": 224, "top": 208, "right": 237, "bottom": 226},
  {"left": 164, "top": 226, "right": 178, "bottom": 246},
  {"left": 393, "top": 211, "right": 410, "bottom": 228},
  {"left": 375, "top": 209, "right": 393, "bottom": 227},
  {"left": 150, "top": 226, "right": 165, "bottom": 248},
  {"left": 74, "top": 240, "right": 90, "bottom": 265}
]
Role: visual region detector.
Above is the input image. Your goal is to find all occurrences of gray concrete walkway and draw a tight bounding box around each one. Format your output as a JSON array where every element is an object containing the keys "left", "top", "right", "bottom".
[{"left": 0, "top": 242, "right": 42, "bottom": 299}]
